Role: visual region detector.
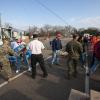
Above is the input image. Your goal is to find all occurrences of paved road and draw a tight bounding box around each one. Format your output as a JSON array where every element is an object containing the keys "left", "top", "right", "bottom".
[
  {"left": 0, "top": 50, "right": 52, "bottom": 84},
  {"left": 0, "top": 38, "right": 100, "bottom": 100},
  {"left": 0, "top": 56, "right": 85, "bottom": 100}
]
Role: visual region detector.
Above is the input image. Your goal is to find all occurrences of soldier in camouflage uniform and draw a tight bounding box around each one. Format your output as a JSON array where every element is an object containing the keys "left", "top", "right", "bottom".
[
  {"left": 0, "top": 38, "right": 15, "bottom": 80},
  {"left": 66, "top": 34, "right": 83, "bottom": 79}
]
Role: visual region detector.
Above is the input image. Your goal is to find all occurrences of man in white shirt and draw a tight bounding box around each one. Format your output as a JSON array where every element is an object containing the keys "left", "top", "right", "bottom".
[{"left": 29, "top": 34, "right": 48, "bottom": 79}]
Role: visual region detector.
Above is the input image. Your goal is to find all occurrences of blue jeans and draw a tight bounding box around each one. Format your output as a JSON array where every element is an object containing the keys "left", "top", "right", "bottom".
[
  {"left": 8, "top": 56, "right": 17, "bottom": 63},
  {"left": 91, "top": 57, "right": 100, "bottom": 74},
  {"left": 24, "top": 50, "right": 31, "bottom": 66},
  {"left": 16, "top": 56, "right": 21, "bottom": 70},
  {"left": 52, "top": 50, "right": 60, "bottom": 64},
  {"left": 8, "top": 56, "right": 21, "bottom": 70}
]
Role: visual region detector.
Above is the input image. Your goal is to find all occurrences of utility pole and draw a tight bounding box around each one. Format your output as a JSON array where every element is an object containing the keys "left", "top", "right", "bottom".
[
  {"left": 0, "top": 13, "right": 2, "bottom": 39},
  {"left": 85, "top": 44, "right": 90, "bottom": 96}
]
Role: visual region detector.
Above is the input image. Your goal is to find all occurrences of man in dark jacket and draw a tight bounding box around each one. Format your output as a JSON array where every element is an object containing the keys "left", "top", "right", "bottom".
[{"left": 51, "top": 32, "right": 62, "bottom": 65}]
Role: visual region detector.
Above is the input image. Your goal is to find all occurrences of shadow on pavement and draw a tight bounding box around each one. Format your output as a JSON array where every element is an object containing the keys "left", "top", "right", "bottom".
[
  {"left": 0, "top": 74, "right": 7, "bottom": 84},
  {"left": 23, "top": 57, "right": 85, "bottom": 100},
  {"left": 0, "top": 89, "right": 32, "bottom": 100}
]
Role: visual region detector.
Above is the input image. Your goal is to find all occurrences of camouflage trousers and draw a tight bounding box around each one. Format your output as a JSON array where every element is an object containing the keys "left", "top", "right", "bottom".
[
  {"left": 67, "top": 57, "right": 79, "bottom": 77},
  {"left": 0, "top": 57, "right": 12, "bottom": 78}
]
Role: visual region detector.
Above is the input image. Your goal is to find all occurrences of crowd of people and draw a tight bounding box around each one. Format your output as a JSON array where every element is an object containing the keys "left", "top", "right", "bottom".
[
  {"left": 50, "top": 32, "right": 100, "bottom": 79},
  {"left": 0, "top": 32, "right": 100, "bottom": 81},
  {"left": 0, "top": 33, "right": 48, "bottom": 81}
]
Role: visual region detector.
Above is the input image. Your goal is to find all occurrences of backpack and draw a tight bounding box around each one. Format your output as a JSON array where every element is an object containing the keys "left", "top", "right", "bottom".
[{"left": 94, "top": 41, "right": 100, "bottom": 60}]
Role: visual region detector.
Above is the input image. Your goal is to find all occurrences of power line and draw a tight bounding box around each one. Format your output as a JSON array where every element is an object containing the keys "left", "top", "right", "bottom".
[{"left": 33, "top": 0, "right": 68, "bottom": 25}]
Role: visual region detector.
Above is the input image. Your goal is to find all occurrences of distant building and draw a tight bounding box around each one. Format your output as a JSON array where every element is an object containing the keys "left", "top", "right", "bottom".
[{"left": 0, "top": 27, "right": 25, "bottom": 40}]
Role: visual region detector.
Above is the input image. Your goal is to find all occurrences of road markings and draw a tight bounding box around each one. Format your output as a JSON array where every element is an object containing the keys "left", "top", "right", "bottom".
[
  {"left": 0, "top": 56, "right": 52, "bottom": 88},
  {"left": 0, "top": 81, "right": 8, "bottom": 88}
]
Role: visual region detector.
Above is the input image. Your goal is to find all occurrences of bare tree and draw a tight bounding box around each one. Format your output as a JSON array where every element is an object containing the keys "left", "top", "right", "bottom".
[
  {"left": 4, "top": 23, "right": 12, "bottom": 29},
  {"left": 43, "top": 24, "right": 52, "bottom": 32},
  {"left": 29, "top": 26, "right": 38, "bottom": 33}
]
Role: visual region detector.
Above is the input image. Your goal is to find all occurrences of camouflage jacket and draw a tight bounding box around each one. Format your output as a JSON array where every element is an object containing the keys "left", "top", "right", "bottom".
[
  {"left": 0, "top": 44, "right": 15, "bottom": 60},
  {"left": 66, "top": 40, "right": 83, "bottom": 59}
]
